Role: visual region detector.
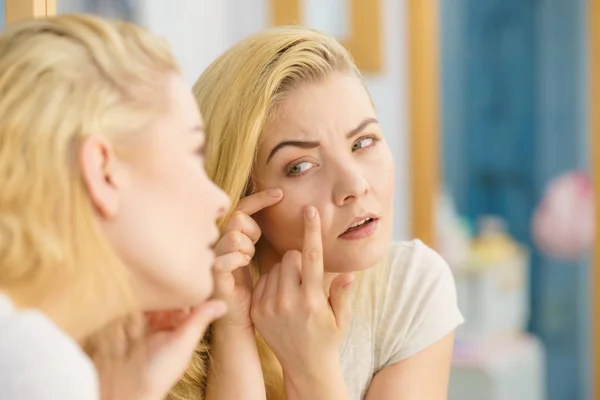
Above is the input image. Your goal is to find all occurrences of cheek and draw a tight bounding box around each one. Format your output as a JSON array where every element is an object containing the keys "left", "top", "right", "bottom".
[
  {"left": 131, "top": 157, "right": 211, "bottom": 259},
  {"left": 368, "top": 147, "right": 395, "bottom": 205},
  {"left": 257, "top": 179, "right": 334, "bottom": 246},
  {"left": 162, "top": 155, "right": 208, "bottom": 214},
  {"left": 258, "top": 193, "right": 305, "bottom": 251},
  {"left": 258, "top": 184, "right": 340, "bottom": 255}
]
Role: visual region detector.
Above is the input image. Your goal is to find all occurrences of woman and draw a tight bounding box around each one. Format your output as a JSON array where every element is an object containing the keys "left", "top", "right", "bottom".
[
  {"left": 0, "top": 14, "right": 230, "bottom": 399},
  {"left": 172, "top": 26, "right": 463, "bottom": 400}
]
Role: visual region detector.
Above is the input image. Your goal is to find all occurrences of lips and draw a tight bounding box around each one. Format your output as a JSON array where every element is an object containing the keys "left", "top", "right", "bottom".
[{"left": 340, "top": 213, "right": 379, "bottom": 236}]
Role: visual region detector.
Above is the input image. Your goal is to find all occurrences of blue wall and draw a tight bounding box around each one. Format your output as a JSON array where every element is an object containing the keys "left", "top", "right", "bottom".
[
  {"left": 441, "top": 0, "right": 590, "bottom": 398},
  {"left": 1, "top": 0, "right": 5, "bottom": 29}
]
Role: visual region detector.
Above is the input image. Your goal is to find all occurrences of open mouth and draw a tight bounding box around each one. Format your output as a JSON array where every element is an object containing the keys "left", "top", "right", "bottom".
[
  {"left": 340, "top": 217, "right": 379, "bottom": 239},
  {"left": 345, "top": 217, "right": 374, "bottom": 233}
]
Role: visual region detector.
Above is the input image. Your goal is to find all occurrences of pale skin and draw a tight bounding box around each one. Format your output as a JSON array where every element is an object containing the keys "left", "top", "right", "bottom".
[
  {"left": 207, "top": 72, "right": 454, "bottom": 399},
  {"left": 253, "top": 206, "right": 354, "bottom": 400},
  {"left": 81, "top": 73, "right": 230, "bottom": 400},
  {"left": 206, "top": 191, "right": 283, "bottom": 400}
]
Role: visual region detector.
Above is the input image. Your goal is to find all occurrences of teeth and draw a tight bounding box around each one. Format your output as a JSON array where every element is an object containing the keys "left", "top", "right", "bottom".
[{"left": 349, "top": 218, "right": 372, "bottom": 229}]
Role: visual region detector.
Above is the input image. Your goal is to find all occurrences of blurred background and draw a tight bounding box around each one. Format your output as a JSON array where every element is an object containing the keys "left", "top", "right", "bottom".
[
  {"left": 3, "top": 0, "right": 599, "bottom": 399},
  {"left": 440, "top": 2, "right": 593, "bottom": 400}
]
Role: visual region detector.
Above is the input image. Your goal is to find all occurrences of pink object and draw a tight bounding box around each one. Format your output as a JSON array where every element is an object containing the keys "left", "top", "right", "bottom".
[{"left": 532, "top": 170, "right": 595, "bottom": 260}]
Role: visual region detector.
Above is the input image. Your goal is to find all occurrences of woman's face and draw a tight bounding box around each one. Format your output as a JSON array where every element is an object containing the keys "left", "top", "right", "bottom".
[
  {"left": 84, "top": 74, "right": 230, "bottom": 310},
  {"left": 254, "top": 72, "right": 395, "bottom": 272}
]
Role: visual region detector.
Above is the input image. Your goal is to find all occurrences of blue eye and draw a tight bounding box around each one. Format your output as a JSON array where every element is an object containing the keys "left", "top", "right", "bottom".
[
  {"left": 286, "top": 161, "right": 314, "bottom": 176},
  {"left": 352, "top": 136, "right": 376, "bottom": 151}
]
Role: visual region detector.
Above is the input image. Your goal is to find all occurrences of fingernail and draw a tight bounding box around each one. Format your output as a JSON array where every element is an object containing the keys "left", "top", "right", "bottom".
[
  {"left": 269, "top": 188, "right": 282, "bottom": 197},
  {"left": 306, "top": 206, "right": 316, "bottom": 219}
]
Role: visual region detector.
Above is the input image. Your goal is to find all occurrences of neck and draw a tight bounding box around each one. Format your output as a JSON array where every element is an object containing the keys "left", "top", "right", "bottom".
[
  {"left": 4, "top": 285, "right": 122, "bottom": 344},
  {"left": 256, "top": 240, "right": 339, "bottom": 291}
]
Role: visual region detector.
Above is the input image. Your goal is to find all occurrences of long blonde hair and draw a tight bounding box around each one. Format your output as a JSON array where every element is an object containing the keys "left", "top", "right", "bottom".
[
  {"left": 170, "top": 26, "right": 362, "bottom": 400},
  {"left": 0, "top": 14, "right": 178, "bottom": 334}
]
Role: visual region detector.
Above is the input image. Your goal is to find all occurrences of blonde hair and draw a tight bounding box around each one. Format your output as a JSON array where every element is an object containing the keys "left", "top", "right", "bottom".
[
  {"left": 171, "top": 26, "right": 362, "bottom": 400},
  {"left": 0, "top": 14, "right": 178, "bottom": 333}
]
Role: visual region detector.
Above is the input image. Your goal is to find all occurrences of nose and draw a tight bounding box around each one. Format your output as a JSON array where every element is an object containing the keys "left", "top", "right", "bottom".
[
  {"left": 212, "top": 183, "right": 231, "bottom": 218},
  {"left": 332, "top": 163, "right": 370, "bottom": 206}
]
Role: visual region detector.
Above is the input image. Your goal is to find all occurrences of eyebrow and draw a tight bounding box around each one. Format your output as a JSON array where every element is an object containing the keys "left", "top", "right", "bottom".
[{"left": 266, "top": 117, "right": 379, "bottom": 163}]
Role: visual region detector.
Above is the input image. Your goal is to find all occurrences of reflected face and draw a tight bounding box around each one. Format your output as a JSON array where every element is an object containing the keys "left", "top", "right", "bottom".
[
  {"left": 254, "top": 72, "right": 395, "bottom": 272},
  {"left": 96, "top": 74, "right": 230, "bottom": 310}
]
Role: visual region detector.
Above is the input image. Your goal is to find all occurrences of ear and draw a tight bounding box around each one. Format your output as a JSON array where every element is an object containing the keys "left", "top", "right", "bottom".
[{"left": 79, "top": 136, "right": 126, "bottom": 219}]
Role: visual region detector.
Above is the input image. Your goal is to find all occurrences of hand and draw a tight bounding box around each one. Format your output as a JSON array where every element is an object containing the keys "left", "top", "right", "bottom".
[
  {"left": 92, "top": 301, "right": 227, "bottom": 400},
  {"left": 212, "top": 188, "right": 283, "bottom": 329},
  {"left": 250, "top": 206, "right": 355, "bottom": 377}
]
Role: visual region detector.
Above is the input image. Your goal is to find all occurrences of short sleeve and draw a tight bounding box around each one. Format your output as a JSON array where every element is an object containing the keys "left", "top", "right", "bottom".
[
  {"left": 0, "top": 296, "right": 99, "bottom": 400},
  {"left": 375, "top": 241, "right": 464, "bottom": 369}
]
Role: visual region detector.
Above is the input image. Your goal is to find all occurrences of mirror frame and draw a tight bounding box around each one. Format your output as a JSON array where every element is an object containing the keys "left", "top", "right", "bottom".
[{"left": 5, "top": 0, "right": 55, "bottom": 25}]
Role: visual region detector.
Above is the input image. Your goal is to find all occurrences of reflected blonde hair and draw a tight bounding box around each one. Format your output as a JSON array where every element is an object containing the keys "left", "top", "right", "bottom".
[
  {"left": 0, "top": 14, "right": 178, "bottom": 333},
  {"left": 170, "top": 26, "right": 361, "bottom": 400}
]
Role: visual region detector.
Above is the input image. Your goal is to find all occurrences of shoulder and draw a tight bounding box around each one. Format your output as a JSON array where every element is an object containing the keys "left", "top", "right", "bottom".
[
  {"left": 385, "top": 239, "right": 455, "bottom": 289},
  {"left": 0, "top": 294, "right": 99, "bottom": 399},
  {"left": 373, "top": 240, "right": 463, "bottom": 366}
]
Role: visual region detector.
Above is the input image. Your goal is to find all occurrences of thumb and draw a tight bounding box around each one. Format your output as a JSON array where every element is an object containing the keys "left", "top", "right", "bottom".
[
  {"left": 141, "top": 300, "right": 227, "bottom": 399},
  {"left": 148, "top": 300, "right": 227, "bottom": 360},
  {"left": 329, "top": 273, "right": 355, "bottom": 331},
  {"left": 170, "top": 300, "right": 228, "bottom": 347}
]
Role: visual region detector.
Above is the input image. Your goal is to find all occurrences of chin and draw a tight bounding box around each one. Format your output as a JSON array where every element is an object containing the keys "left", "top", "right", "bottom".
[
  {"left": 186, "top": 272, "right": 214, "bottom": 302},
  {"left": 163, "top": 270, "right": 214, "bottom": 309},
  {"left": 324, "top": 238, "right": 391, "bottom": 273},
  {"left": 323, "top": 219, "right": 393, "bottom": 273}
]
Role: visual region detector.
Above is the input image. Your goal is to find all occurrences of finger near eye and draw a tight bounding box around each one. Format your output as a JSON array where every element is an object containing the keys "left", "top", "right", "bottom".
[
  {"left": 214, "top": 230, "right": 255, "bottom": 258},
  {"left": 213, "top": 251, "right": 252, "bottom": 273},
  {"left": 237, "top": 188, "right": 283, "bottom": 216},
  {"left": 225, "top": 210, "right": 262, "bottom": 243}
]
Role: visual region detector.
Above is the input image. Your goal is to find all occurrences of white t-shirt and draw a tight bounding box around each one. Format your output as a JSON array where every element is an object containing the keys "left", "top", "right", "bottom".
[
  {"left": 340, "top": 240, "right": 464, "bottom": 400},
  {"left": 0, "top": 293, "right": 99, "bottom": 400}
]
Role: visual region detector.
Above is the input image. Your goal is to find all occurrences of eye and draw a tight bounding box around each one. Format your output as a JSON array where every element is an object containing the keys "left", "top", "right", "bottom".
[
  {"left": 195, "top": 144, "right": 207, "bottom": 164},
  {"left": 286, "top": 161, "right": 315, "bottom": 177},
  {"left": 352, "top": 136, "right": 377, "bottom": 152}
]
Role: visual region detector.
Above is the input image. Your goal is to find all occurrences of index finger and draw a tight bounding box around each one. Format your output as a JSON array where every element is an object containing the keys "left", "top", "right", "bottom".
[
  {"left": 237, "top": 188, "right": 283, "bottom": 216},
  {"left": 301, "top": 205, "right": 324, "bottom": 289}
]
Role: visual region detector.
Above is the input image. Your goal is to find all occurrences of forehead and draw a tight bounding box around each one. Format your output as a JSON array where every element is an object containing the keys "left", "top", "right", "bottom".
[
  {"left": 163, "top": 73, "right": 203, "bottom": 127},
  {"left": 262, "top": 73, "right": 375, "bottom": 145},
  {"left": 133, "top": 74, "right": 203, "bottom": 159}
]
